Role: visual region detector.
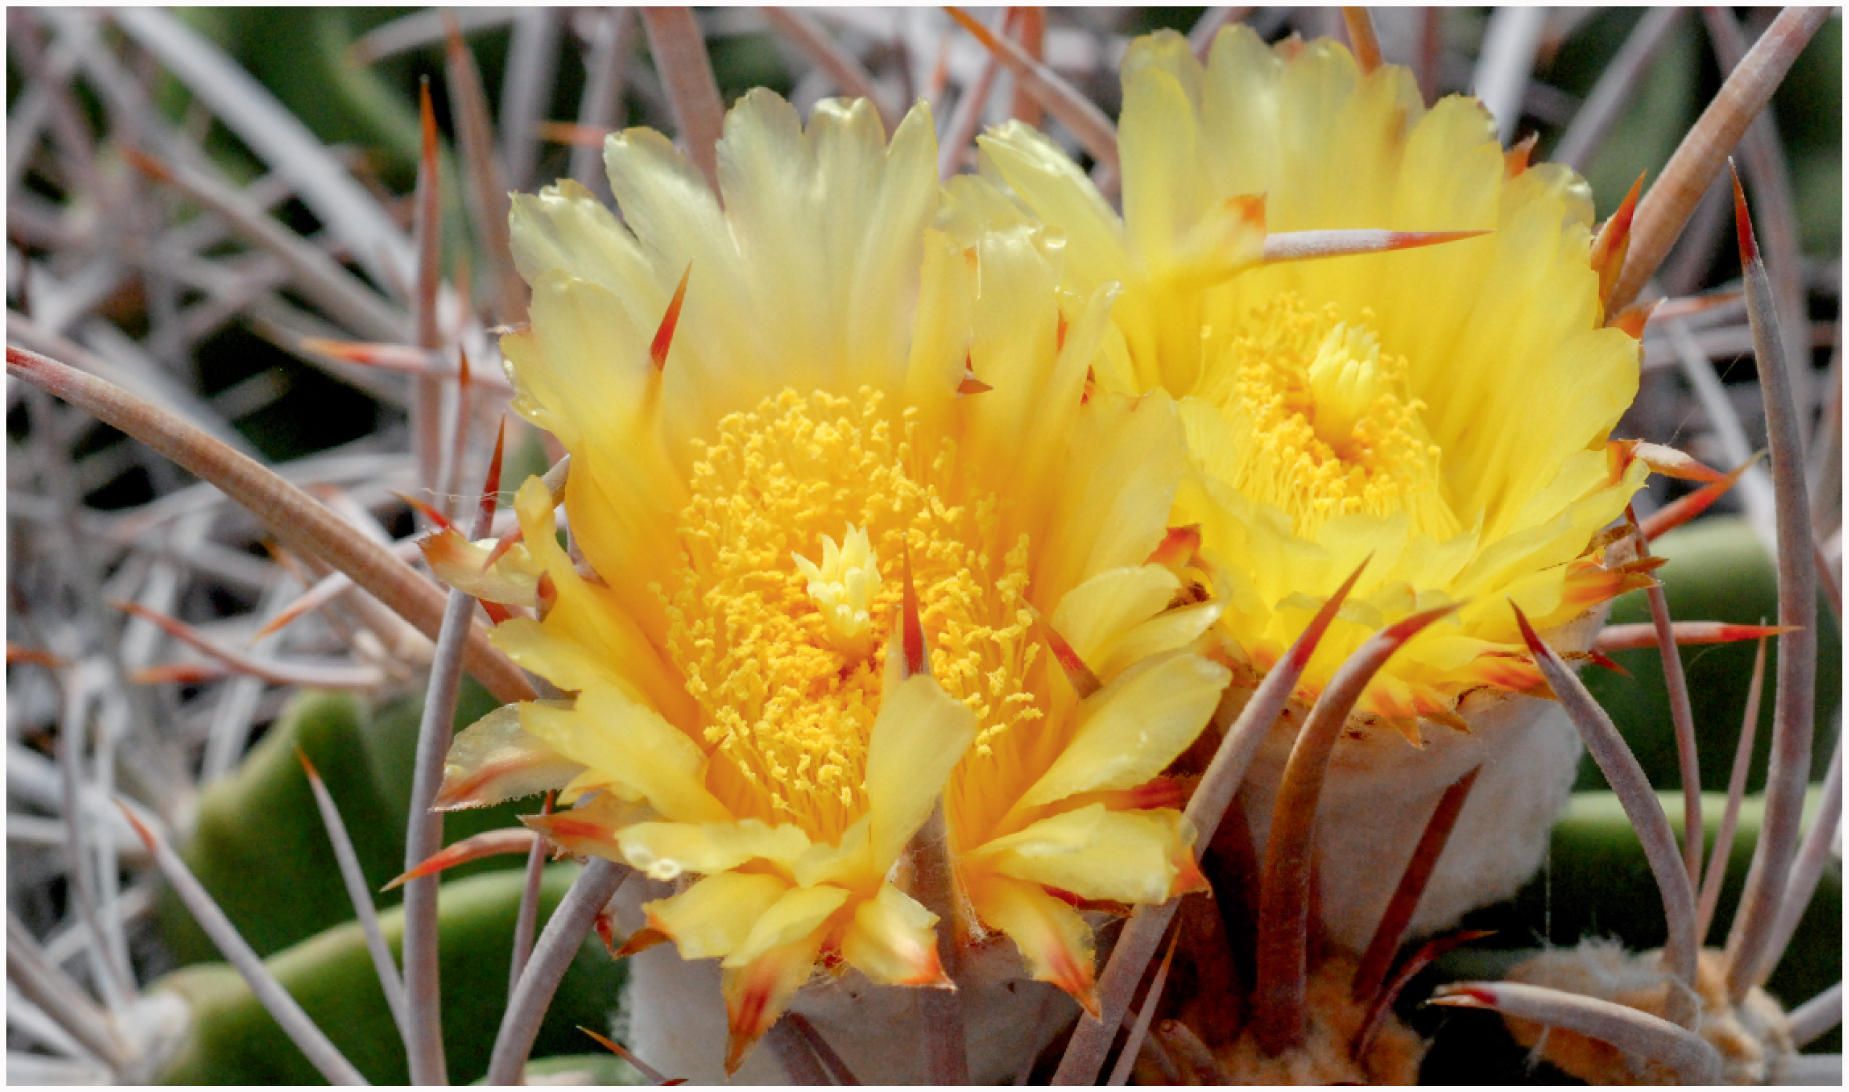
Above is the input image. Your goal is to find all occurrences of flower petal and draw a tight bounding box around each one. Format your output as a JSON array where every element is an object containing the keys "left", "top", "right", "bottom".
[
  {"left": 519, "top": 683, "right": 730, "bottom": 825},
  {"left": 864, "top": 670, "right": 978, "bottom": 872},
  {"left": 617, "top": 818, "right": 812, "bottom": 882},
  {"left": 1049, "top": 564, "right": 1182, "bottom": 674},
  {"left": 839, "top": 883, "right": 948, "bottom": 987},
  {"left": 436, "top": 703, "right": 583, "bottom": 810},
  {"left": 524, "top": 792, "right": 658, "bottom": 860},
  {"left": 1018, "top": 651, "right": 1230, "bottom": 810},
  {"left": 1034, "top": 390, "right": 1191, "bottom": 611},
  {"left": 509, "top": 179, "right": 657, "bottom": 309},
  {"left": 968, "top": 873, "right": 1099, "bottom": 1016},
  {"left": 721, "top": 932, "right": 827, "bottom": 1075},
  {"left": 644, "top": 870, "right": 792, "bottom": 961},
  {"left": 1120, "top": 38, "right": 1214, "bottom": 274},
  {"left": 790, "top": 815, "right": 872, "bottom": 889},
  {"left": 979, "top": 804, "right": 1204, "bottom": 905},
  {"left": 1099, "top": 598, "right": 1224, "bottom": 679},
  {"left": 420, "top": 529, "right": 541, "bottom": 606},
  {"left": 722, "top": 883, "right": 853, "bottom": 970},
  {"left": 975, "top": 121, "right": 1130, "bottom": 291}
]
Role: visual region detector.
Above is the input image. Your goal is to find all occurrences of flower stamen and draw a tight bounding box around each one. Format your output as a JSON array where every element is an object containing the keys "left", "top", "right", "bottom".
[
  {"left": 1196, "top": 294, "right": 1461, "bottom": 540},
  {"left": 660, "top": 388, "right": 1042, "bottom": 834}
]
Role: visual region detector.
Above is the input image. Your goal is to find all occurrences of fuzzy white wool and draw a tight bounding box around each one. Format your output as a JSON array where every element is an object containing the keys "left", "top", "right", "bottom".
[
  {"left": 613, "top": 878, "right": 1077, "bottom": 1083},
  {"left": 1233, "top": 603, "right": 1608, "bottom": 951},
  {"left": 1236, "top": 691, "right": 1584, "bottom": 952}
]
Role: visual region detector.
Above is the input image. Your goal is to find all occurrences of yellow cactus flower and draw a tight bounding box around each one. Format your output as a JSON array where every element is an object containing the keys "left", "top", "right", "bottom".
[
  {"left": 436, "top": 90, "right": 1227, "bottom": 1071},
  {"left": 964, "top": 26, "right": 1651, "bottom": 728},
  {"left": 946, "top": 27, "right": 1665, "bottom": 962}
]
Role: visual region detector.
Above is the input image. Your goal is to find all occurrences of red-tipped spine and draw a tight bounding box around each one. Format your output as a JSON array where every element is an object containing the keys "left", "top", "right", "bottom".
[
  {"left": 479, "top": 420, "right": 507, "bottom": 528},
  {"left": 1591, "top": 172, "right": 1645, "bottom": 309},
  {"left": 1731, "top": 161, "right": 1758, "bottom": 264},
  {"left": 1351, "top": 766, "right": 1482, "bottom": 1008},
  {"left": 1031, "top": 606, "right": 1104, "bottom": 699},
  {"left": 383, "top": 829, "right": 541, "bottom": 891},
  {"left": 1639, "top": 456, "right": 1758, "bottom": 540},
  {"left": 578, "top": 1026, "right": 672, "bottom": 1084},
  {"left": 1595, "top": 621, "right": 1793, "bottom": 653},
  {"left": 899, "top": 541, "right": 927, "bottom": 678},
  {"left": 1289, "top": 556, "right": 1371, "bottom": 671},
  {"left": 1253, "top": 602, "right": 1457, "bottom": 1054},
  {"left": 651, "top": 263, "right": 693, "bottom": 373},
  {"left": 396, "top": 492, "right": 456, "bottom": 532}
]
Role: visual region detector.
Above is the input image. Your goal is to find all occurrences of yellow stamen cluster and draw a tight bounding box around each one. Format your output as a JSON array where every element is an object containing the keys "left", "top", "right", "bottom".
[
  {"left": 660, "top": 387, "right": 1041, "bottom": 839},
  {"left": 1195, "top": 294, "right": 1461, "bottom": 540}
]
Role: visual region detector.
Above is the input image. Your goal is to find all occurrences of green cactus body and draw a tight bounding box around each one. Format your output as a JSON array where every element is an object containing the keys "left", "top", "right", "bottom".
[{"left": 152, "top": 866, "right": 626, "bottom": 1085}]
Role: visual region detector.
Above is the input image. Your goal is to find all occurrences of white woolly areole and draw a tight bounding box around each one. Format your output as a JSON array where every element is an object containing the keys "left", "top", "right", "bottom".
[
  {"left": 120, "top": 990, "right": 194, "bottom": 1085},
  {"left": 1508, "top": 942, "right": 1795, "bottom": 1084},
  {"left": 614, "top": 878, "right": 1076, "bottom": 1084},
  {"left": 1235, "top": 688, "right": 1584, "bottom": 953},
  {"left": 1232, "top": 603, "right": 1610, "bottom": 952}
]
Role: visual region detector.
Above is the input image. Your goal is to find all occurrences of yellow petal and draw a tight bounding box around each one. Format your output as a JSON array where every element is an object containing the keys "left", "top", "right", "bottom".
[
  {"left": 601, "top": 126, "right": 746, "bottom": 393},
  {"left": 1034, "top": 390, "right": 1190, "bottom": 610},
  {"left": 975, "top": 121, "right": 1129, "bottom": 291},
  {"left": 1198, "top": 25, "right": 1287, "bottom": 199},
  {"left": 488, "top": 617, "right": 632, "bottom": 698},
  {"left": 967, "top": 873, "right": 1098, "bottom": 1015},
  {"left": 518, "top": 684, "right": 730, "bottom": 825},
  {"left": 864, "top": 670, "right": 978, "bottom": 872},
  {"left": 435, "top": 703, "right": 583, "bottom": 810},
  {"left": 420, "top": 529, "right": 540, "bottom": 606},
  {"left": 1099, "top": 598, "right": 1224, "bottom": 679},
  {"left": 617, "top": 818, "right": 812, "bottom": 882},
  {"left": 979, "top": 804, "right": 1200, "bottom": 905},
  {"left": 958, "top": 231, "right": 1097, "bottom": 543},
  {"left": 902, "top": 229, "right": 976, "bottom": 423},
  {"left": 1019, "top": 651, "right": 1229, "bottom": 810},
  {"left": 716, "top": 95, "right": 939, "bottom": 403},
  {"left": 721, "top": 932, "right": 827, "bottom": 1075},
  {"left": 504, "top": 476, "right": 693, "bottom": 723},
  {"left": 507, "top": 272, "right": 652, "bottom": 458},
  {"left": 509, "top": 179, "right": 657, "bottom": 308},
  {"left": 839, "top": 883, "right": 947, "bottom": 987},
  {"left": 1120, "top": 45, "right": 1211, "bottom": 273},
  {"left": 524, "top": 792, "right": 658, "bottom": 861},
  {"left": 643, "top": 871, "right": 792, "bottom": 961},
  {"left": 1048, "top": 565, "right": 1182, "bottom": 675},
  {"left": 790, "top": 815, "right": 872, "bottom": 890},
  {"left": 722, "top": 883, "right": 853, "bottom": 970}
]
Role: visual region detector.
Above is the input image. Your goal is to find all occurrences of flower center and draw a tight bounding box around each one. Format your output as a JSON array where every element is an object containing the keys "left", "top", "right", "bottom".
[
  {"left": 1196, "top": 294, "right": 1461, "bottom": 540},
  {"left": 661, "top": 388, "right": 1042, "bottom": 837},
  {"left": 792, "top": 525, "right": 882, "bottom": 658}
]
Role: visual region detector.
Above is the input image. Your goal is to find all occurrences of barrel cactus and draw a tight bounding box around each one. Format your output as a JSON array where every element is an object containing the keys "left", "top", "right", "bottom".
[{"left": 6, "top": 8, "right": 1838, "bottom": 1086}]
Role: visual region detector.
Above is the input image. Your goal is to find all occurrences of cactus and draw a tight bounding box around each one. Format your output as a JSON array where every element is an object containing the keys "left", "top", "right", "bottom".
[{"left": 5, "top": 8, "right": 1838, "bottom": 1087}]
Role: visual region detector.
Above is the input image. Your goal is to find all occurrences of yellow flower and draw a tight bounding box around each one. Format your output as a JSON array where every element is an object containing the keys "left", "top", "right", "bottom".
[
  {"left": 961, "top": 27, "right": 1651, "bottom": 730},
  {"left": 436, "top": 91, "right": 1226, "bottom": 1069}
]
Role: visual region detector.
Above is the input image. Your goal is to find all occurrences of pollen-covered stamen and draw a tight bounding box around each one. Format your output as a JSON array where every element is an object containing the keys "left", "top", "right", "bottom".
[
  {"left": 663, "top": 388, "right": 1041, "bottom": 833},
  {"left": 1200, "top": 294, "right": 1460, "bottom": 540},
  {"left": 792, "top": 525, "right": 883, "bottom": 657}
]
